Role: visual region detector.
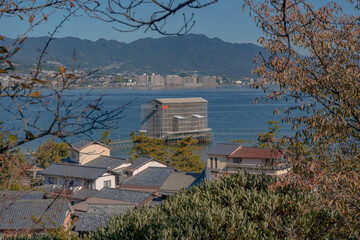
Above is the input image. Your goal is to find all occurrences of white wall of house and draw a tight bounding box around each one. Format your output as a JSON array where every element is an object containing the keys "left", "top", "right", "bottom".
[
  {"left": 79, "top": 144, "right": 110, "bottom": 165},
  {"left": 44, "top": 173, "right": 116, "bottom": 190},
  {"left": 113, "top": 162, "right": 132, "bottom": 171},
  {"left": 133, "top": 161, "right": 167, "bottom": 175},
  {"left": 94, "top": 174, "right": 116, "bottom": 190},
  {"left": 207, "top": 154, "right": 228, "bottom": 170}
]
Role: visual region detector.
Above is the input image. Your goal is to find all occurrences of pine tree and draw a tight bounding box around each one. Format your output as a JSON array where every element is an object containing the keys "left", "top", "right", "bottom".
[
  {"left": 170, "top": 136, "right": 204, "bottom": 173},
  {"left": 34, "top": 139, "right": 69, "bottom": 168},
  {"left": 129, "top": 132, "right": 169, "bottom": 163}
]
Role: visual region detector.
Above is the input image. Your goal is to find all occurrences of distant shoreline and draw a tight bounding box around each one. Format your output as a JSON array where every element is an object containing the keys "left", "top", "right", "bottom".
[{"left": 76, "top": 84, "right": 253, "bottom": 90}]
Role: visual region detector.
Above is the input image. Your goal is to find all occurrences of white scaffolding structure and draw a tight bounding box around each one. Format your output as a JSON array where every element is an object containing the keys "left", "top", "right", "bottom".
[{"left": 141, "top": 98, "right": 212, "bottom": 142}]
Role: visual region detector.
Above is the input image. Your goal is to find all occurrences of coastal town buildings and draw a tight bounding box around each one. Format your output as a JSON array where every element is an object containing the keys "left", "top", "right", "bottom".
[
  {"left": 135, "top": 74, "right": 149, "bottom": 86},
  {"left": 31, "top": 138, "right": 206, "bottom": 235},
  {"left": 199, "top": 76, "right": 217, "bottom": 86},
  {"left": 165, "top": 75, "right": 183, "bottom": 86},
  {"left": 150, "top": 74, "right": 165, "bottom": 86}
]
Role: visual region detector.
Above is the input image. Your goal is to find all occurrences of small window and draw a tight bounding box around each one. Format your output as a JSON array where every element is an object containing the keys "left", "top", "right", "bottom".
[
  {"left": 84, "top": 180, "right": 91, "bottom": 188},
  {"left": 215, "top": 157, "right": 218, "bottom": 169},
  {"left": 233, "top": 158, "right": 242, "bottom": 164},
  {"left": 71, "top": 151, "right": 76, "bottom": 160},
  {"left": 103, "top": 180, "right": 111, "bottom": 188},
  {"left": 49, "top": 177, "right": 57, "bottom": 184},
  {"left": 210, "top": 157, "right": 213, "bottom": 168},
  {"left": 265, "top": 159, "right": 270, "bottom": 166}
]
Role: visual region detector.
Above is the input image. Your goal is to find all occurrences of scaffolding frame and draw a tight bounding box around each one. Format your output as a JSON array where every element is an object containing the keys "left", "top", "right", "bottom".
[{"left": 141, "top": 98, "right": 212, "bottom": 142}]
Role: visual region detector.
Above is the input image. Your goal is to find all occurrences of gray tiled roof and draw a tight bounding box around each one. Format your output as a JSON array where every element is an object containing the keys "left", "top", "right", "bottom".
[
  {"left": 71, "top": 140, "right": 110, "bottom": 151},
  {"left": 75, "top": 204, "right": 136, "bottom": 232},
  {"left": 72, "top": 198, "right": 133, "bottom": 215},
  {"left": 207, "top": 143, "right": 241, "bottom": 156},
  {"left": 72, "top": 189, "right": 99, "bottom": 200},
  {"left": 122, "top": 167, "right": 173, "bottom": 188},
  {"left": 39, "top": 164, "right": 107, "bottom": 180},
  {"left": 75, "top": 213, "right": 113, "bottom": 232},
  {"left": 95, "top": 188, "right": 151, "bottom": 204},
  {"left": 154, "top": 97, "right": 207, "bottom": 104},
  {"left": 38, "top": 184, "right": 58, "bottom": 194},
  {"left": 0, "top": 191, "right": 44, "bottom": 201},
  {"left": 159, "top": 172, "right": 202, "bottom": 193},
  {"left": 87, "top": 204, "right": 135, "bottom": 215},
  {"left": 127, "top": 156, "right": 153, "bottom": 170},
  {"left": 0, "top": 199, "right": 71, "bottom": 230},
  {"left": 84, "top": 155, "right": 127, "bottom": 169}
]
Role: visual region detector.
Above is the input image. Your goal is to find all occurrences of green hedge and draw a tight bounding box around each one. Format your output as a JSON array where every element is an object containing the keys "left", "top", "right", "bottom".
[{"left": 88, "top": 172, "right": 345, "bottom": 239}]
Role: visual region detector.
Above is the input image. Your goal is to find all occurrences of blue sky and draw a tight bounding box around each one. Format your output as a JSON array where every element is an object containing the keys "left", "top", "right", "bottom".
[
  {"left": 1, "top": 1, "right": 263, "bottom": 44},
  {"left": 1, "top": 1, "right": 356, "bottom": 44}
]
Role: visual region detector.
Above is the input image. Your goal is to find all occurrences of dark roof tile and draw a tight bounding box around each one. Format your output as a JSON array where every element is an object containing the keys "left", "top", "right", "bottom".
[
  {"left": 0, "top": 191, "right": 44, "bottom": 201},
  {"left": 159, "top": 172, "right": 202, "bottom": 193},
  {"left": 207, "top": 143, "right": 241, "bottom": 156},
  {"left": 72, "top": 189, "right": 99, "bottom": 200},
  {"left": 87, "top": 204, "right": 135, "bottom": 215},
  {"left": 95, "top": 188, "right": 151, "bottom": 204},
  {"left": 75, "top": 213, "right": 113, "bottom": 232},
  {"left": 0, "top": 199, "right": 71, "bottom": 230},
  {"left": 127, "top": 156, "right": 153, "bottom": 170},
  {"left": 39, "top": 164, "right": 107, "bottom": 180},
  {"left": 122, "top": 167, "right": 173, "bottom": 188}
]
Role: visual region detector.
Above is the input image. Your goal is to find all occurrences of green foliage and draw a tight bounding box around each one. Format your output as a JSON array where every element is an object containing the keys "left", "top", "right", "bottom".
[
  {"left": 228, "top": 138, "right": 253, "bottom": 147},
  {"left": 256, "top": 121, "right": 279, "bottom": 148},
  {"left": 8, "top": 181, "right": 21, "bottom": 191},
  {"left": 170, "top": 136, "right": 204, "bottom": 173},
  {"left": 129, "top": 132, "right": 169, "bottom": 163},
  {"left": 88, "top": 171, "right": 346, "bottom": 239},
  {"left": 34, "top": 139, "right": 69, "bottom": 168},
  {"left": 0, "top": 149, "right": 29, "bottom": 191},
  {"left": 99, "top": 130, "right": 112, "bottom": 146},
  {"left": 229, "top": 120, "right": 279, "bottom": 148}
]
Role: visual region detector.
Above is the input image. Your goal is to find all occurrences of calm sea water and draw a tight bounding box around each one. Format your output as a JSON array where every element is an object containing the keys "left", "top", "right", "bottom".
[{"left": 1, "top": 86, "right": 297, "bottom": 160}]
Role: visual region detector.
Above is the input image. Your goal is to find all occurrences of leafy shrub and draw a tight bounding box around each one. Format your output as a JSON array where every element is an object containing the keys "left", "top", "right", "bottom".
[{"left": 88, "top": 171, "right": 346, "bottom": 239}]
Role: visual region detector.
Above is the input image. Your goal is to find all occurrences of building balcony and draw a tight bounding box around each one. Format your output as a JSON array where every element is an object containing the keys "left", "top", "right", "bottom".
[
  {"left": 226, "top": 162, "right": 291, "bottom": 170},
  {"left": 208, "top": 162, "right": 292, "bottom": 177}
]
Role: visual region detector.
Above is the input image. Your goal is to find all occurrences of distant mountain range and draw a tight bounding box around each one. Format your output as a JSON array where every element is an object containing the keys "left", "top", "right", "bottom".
[{"left": 4, "top": 34, "right": 267, "bottom": 77}]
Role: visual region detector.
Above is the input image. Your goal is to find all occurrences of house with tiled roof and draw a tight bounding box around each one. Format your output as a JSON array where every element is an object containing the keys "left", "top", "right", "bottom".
[
  {"left": 69, "top": 140, "right": 111, "bottom": 165},
  {"left": 0, "top": 199, "right": 73, "bottom": 235},
  {"left": 75, "top": 204, "right": 136, "bottom": 233},
  {"left": 39, "top": 163, "right": 117, "bottom": 190},
  {"left": 207, "top": 143, "right": 291, "bottom": 178},
  {"left": 72, "top": 187, "right": 153, "bottom": 233},
  {"left": 124, "top": 156, "right": 168, "bottom": 176},
  {"left": 159, "top": 172, "right": 203, "bottom": 194},
  {"left": 39, "top": 140, "right": 131, "bottom": 190},
  {"left": 120, "top": 167, "right": 174, "bottom": 192}
]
